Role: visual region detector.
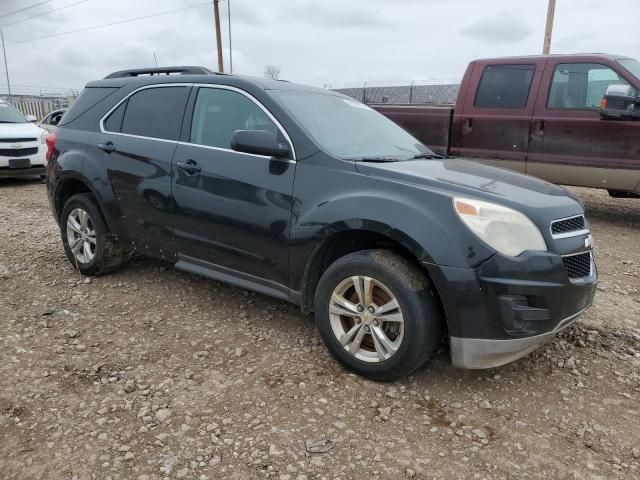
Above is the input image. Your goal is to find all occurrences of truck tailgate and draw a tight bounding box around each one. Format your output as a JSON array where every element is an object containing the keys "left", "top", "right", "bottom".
[{"left": 372, "top": 104, "right": 454, "bottom": 155}]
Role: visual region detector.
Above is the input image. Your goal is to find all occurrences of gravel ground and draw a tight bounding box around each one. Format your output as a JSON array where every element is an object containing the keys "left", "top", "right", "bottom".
[{"left": 0, "top": 179, "right": 639, "bottom": 480}]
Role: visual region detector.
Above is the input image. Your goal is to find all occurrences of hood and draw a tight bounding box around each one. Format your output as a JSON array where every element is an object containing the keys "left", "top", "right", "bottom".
[
  {"left": 355, "top": 158, "right": 584, "bottom": 225},
  {"left": 0, "top": 122, "right": 46, "bottom": 139}
]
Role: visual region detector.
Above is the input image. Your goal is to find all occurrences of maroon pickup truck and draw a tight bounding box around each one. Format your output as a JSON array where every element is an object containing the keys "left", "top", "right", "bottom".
[{"left": 374, "top": 54, "right": 640, "bottom": 196}]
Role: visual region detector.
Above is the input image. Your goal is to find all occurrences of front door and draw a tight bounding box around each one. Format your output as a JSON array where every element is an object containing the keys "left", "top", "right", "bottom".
[
  {"left": 527, "top": 60, "right": 640, "bottom": 191},
  {"left": 171, "top": 86, "right": 296, "bottom": 293},
  {"left": 454, "top": 61, "right": 544, "bottom": 173},
  {"left": 93, "top": 85, "right": 190, "bottom": 259}
]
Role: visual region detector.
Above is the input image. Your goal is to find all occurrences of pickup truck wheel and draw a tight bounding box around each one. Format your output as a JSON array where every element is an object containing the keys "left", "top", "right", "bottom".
[
  {"left": 314, "top": 250, "right": 442, "bottom": 381},
  {"left": 60, "top": 193, "right": 127, "bottom": 276}
]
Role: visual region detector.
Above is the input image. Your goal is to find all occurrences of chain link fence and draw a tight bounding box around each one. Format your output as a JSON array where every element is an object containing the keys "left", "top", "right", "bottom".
[
  {"left": 330, "top": 80, "right": 461, "bottom": 105},
  {"left": 0, "top": 84, "right": 79, "bottom": 120}
]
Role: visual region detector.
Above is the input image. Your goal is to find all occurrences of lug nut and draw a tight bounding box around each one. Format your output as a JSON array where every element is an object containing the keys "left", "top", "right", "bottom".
[
  {"left": 368, "top": 306, "right": 375, "bottom": 313},
  {"left": 373, "top": 319, "right": 379, "bottom": 327},
  {"left": 364, "top": 326, "right": 370, "bottom": 332},
  {"left": 355, "top": 317, "right": 361, "bottom": 323},
  {"left": 357, "top": 304, "right": 364, "bottom": 312}
]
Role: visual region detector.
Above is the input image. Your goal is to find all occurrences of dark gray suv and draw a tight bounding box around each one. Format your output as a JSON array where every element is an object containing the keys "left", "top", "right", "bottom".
[{"left": 46, "top": 67, "right": 596, "bottom": 381}]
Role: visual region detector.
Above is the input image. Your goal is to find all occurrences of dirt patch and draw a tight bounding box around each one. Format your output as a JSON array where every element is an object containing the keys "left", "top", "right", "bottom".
[{"left": 0, "top": 179, "right": 639, "bottom": 479}]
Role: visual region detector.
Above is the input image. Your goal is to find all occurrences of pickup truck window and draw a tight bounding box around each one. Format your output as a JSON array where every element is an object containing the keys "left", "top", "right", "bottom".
[
  {"left": 271, "top": 90, "right": 432, "bottom": 160},
  {"left": 548, "top": 63, "right": 632, "bottom": 110},
  {"left": 618, "top": 59, "right": 640, "bottom": 81},
  {"left": 190, "top": 88, "right": 279, "bottom": 150},
  {"left": 474, "top": 64, "right": 535, "bottom": 108}
]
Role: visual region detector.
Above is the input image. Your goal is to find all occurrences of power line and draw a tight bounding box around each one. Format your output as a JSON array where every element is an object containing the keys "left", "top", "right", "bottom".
[
  {"left": 0, "top": 1, "right": 51, "bottom": 19},
  {"left": 1, "top": 0, "right": 89, "bottom": 28},
  {"left": 7, "top": 1, "right": 211, "bottom": 46}
]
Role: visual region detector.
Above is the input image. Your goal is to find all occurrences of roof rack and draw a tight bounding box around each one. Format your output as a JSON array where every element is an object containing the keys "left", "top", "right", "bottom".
[{"left": 104, "top": 66, "right": 217, "bottom": 79}]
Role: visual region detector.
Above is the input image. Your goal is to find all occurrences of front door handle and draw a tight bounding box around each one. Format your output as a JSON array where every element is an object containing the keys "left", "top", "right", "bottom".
[
  {"left": 98, "top": 141, "right": 116, "bottom": 153},
  {"left": 176, "top": 159, "right": 201, "bottom": 175}
]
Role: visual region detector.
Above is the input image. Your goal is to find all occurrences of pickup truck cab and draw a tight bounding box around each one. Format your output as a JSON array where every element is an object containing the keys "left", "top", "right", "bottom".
[
  {"left": 375, "top": 54, "right": 640, "bottom": 196},
  {"left": 46, "top": 67, "right": 596, "bottom": 381}
]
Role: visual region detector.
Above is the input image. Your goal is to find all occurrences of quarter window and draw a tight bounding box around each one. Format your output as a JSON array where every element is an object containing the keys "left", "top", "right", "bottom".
[
  {"left": 104, "top": 101, "right": 126, "bottom": 133},
  {"left": 105, "top": 87, "right": 188, "bottom": 140},
  {"left": 189, "top": 88, "right": 280, "bottom": 150},
  {"left": 474, "top": 64, "right": 535, "bottom": 108},
  {"left": 49, "top": 111, "right": 64, "bottom": 126},
  {"left": 547, "top": 63, "right": 634, "bottom": 109}
]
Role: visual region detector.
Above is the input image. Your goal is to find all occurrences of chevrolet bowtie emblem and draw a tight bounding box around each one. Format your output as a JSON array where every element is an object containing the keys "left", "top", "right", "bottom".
[
  {"left": 584, "top": 234, "right": 593, "bottom": 249},
  {"left": 11, "top": 144, "right": 23, "bottom": 148}
]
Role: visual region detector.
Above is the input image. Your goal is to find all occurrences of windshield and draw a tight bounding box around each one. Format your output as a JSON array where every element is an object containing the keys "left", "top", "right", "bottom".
[
  {"left": 618, "top": 59, "right": 640, "bottom": 82},
  {"left": 0, "top": 101, "right": 28, "bottom": 123},
  {"left": 271, "top": 90, "right": 434, "bottom": 160}
]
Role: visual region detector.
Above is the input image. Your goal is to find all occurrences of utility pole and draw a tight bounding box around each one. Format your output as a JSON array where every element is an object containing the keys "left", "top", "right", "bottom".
[
  {"left": 542, "top": 0, "right": 556, "bottom": 54},
  {"left": 227, "top": 0, "right": 232, "bottom": 73},
  {"left": 213, "top": 0, "right": 224, "bottom": 72},
  {"left": 0, "top": 28, "right": 11, "bottom": 104}
]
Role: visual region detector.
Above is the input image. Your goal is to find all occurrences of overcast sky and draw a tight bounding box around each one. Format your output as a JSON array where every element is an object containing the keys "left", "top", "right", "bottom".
[{"left": 0, "top": 0, "right": 638, "bottom": 95}]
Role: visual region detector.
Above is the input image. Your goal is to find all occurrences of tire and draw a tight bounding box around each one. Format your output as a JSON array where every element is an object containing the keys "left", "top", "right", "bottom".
[
  {"left": 60, "top": 193, "right": 127, "bottom": 276},
  {"left": 314, "top": 249, "right": 442, "bottom": 381}
]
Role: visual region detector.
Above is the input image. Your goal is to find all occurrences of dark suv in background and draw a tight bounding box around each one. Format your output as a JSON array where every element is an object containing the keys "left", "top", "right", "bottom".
[{"left": 46, "top": 67, "right": 597, "bottom": 381}]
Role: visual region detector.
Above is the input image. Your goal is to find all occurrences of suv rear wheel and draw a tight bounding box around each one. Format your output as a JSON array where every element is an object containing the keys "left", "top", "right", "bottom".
[
  {"left": 61, "top": 193, "right": 127, "bottom": 276},
  {"left": 314, "top": 249, "right": 442, "bottom": 381}
]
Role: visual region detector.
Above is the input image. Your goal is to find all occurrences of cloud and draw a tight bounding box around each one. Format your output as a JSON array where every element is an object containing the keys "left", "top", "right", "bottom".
[
  {"left": 461, "top": 10, "right": 533, "bottom": 43},
  {"left": 0, "top": 0, "right": 637, "bottom": 95}
]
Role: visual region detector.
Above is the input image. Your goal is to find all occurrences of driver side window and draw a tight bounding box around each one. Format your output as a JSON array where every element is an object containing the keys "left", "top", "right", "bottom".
[
  {"left": 548, "top": 63, "right": 635, "bottom": 109},
  {"left": 190, "top": 88, "right": 280, "bottom": 150}
]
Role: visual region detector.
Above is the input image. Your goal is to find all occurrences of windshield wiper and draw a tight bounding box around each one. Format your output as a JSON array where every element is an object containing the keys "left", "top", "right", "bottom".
[
  {"left": 356, "top": 157, "right": 399, "bottom": 163},
  {"left": 410, "top": 153, "right": 447, "bottom": 160}
]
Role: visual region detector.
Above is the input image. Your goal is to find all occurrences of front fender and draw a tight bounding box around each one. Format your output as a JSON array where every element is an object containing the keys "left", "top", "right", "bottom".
[{"left": 289, "top": 171, "right": 495, "bottom": 292}]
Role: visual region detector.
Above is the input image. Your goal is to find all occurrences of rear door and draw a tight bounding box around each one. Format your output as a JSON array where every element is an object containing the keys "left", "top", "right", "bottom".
[
  {"left": 455, "top": 60, "right": 545, "bottom": 172},
  {"left": 527, "top": 60, "right": 640, "bottom": 191},
  {"left": 93, "top": 84, "right": 190, "bottom": 258},
  {"left": 171, "top": 85, "right": 296, "bottom": 293}
]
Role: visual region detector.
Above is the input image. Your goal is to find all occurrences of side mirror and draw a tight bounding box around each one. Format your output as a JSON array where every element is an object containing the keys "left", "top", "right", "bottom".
[
  {"left": 25, "top": 114, "right": 37, "bottom": 123},
  {"left": 230, "top": 130, "right": 290, "bottom": 158},
  {"left": 600, "top": 84, "right": 640, "bottom": 120}
]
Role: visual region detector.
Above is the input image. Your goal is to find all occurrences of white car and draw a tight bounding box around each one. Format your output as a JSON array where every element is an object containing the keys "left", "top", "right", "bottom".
[
  {"left": 37, "top": 108, "right": 67, "bottom": 133},
  {"left": 0, "top": 99, "right": 47, "bottom": 179}
]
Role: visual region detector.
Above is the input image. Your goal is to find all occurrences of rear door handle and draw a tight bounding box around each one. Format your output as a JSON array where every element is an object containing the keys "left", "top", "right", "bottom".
[
  {"left": 176, "top": 159, "right": 201, "bottom": 175},
  {"left": 462, "top": 117, "right": 473, "bottom": 134},
  {"left": 98, "top": 141, "right": 116, "bottom": 153}
]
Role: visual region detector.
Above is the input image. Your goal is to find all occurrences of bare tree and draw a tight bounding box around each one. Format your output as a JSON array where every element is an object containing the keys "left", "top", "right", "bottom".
[{"left": 264, "top": 64, "right": 282, "bottom": 80}]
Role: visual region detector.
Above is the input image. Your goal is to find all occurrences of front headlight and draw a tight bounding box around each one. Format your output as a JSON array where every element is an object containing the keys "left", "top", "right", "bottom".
[{"left": 453, "top": 198, "right": 547, "bottom": 257}]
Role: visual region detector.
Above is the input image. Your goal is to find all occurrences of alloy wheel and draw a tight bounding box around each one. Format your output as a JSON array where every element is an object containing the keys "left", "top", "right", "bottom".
[
  {"left": 328, "top": 275, "right": 405, "bottom": 363},
  {"left": 66, "top": 207, "right": 97, "bottom": 264}
]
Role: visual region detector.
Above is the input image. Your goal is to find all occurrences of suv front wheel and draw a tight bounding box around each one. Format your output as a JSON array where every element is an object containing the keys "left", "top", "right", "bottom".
[
  {"left": 314, "top": 249, "right": 442, "bottom": 381},
  {"left": 60, "top": 193, "right": 127, "bottom": 276}
]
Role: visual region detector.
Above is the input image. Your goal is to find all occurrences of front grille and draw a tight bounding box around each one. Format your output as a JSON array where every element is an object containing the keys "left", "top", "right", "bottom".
[
  {"left": 0, "top": 138, "right": 37, "bottom": 143},
  {"left": 551, "top": 215, "right": 586, "bottom": 236},
  {"left": 563, "top": 252, "right": 592, "bottom": 279},
  {"left": 0, "top": 147, "right": 38, "bottom": 157}
]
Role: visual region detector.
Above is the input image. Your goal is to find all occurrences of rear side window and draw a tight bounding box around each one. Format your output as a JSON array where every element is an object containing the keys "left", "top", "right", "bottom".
[
  {"left": 107, "top": 86, "right": 189, "bottom": 140},
  {"left": 474, "top": 64, "right": 536, "bottom": 108},
  {"left": 59, "top": 87, "right": 118, "bottom": 126}
]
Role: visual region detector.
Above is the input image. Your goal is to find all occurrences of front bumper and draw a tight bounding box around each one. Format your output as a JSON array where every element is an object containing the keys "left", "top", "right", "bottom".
[
  {"left": 450, "top": 307, "right": 588, "bottom": 368},
  {"left": 424, "top": 248, "right": 597, "bottom": 369},
  {"left": 0, "top": 147, "right": 46, "bottom": 178}
]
